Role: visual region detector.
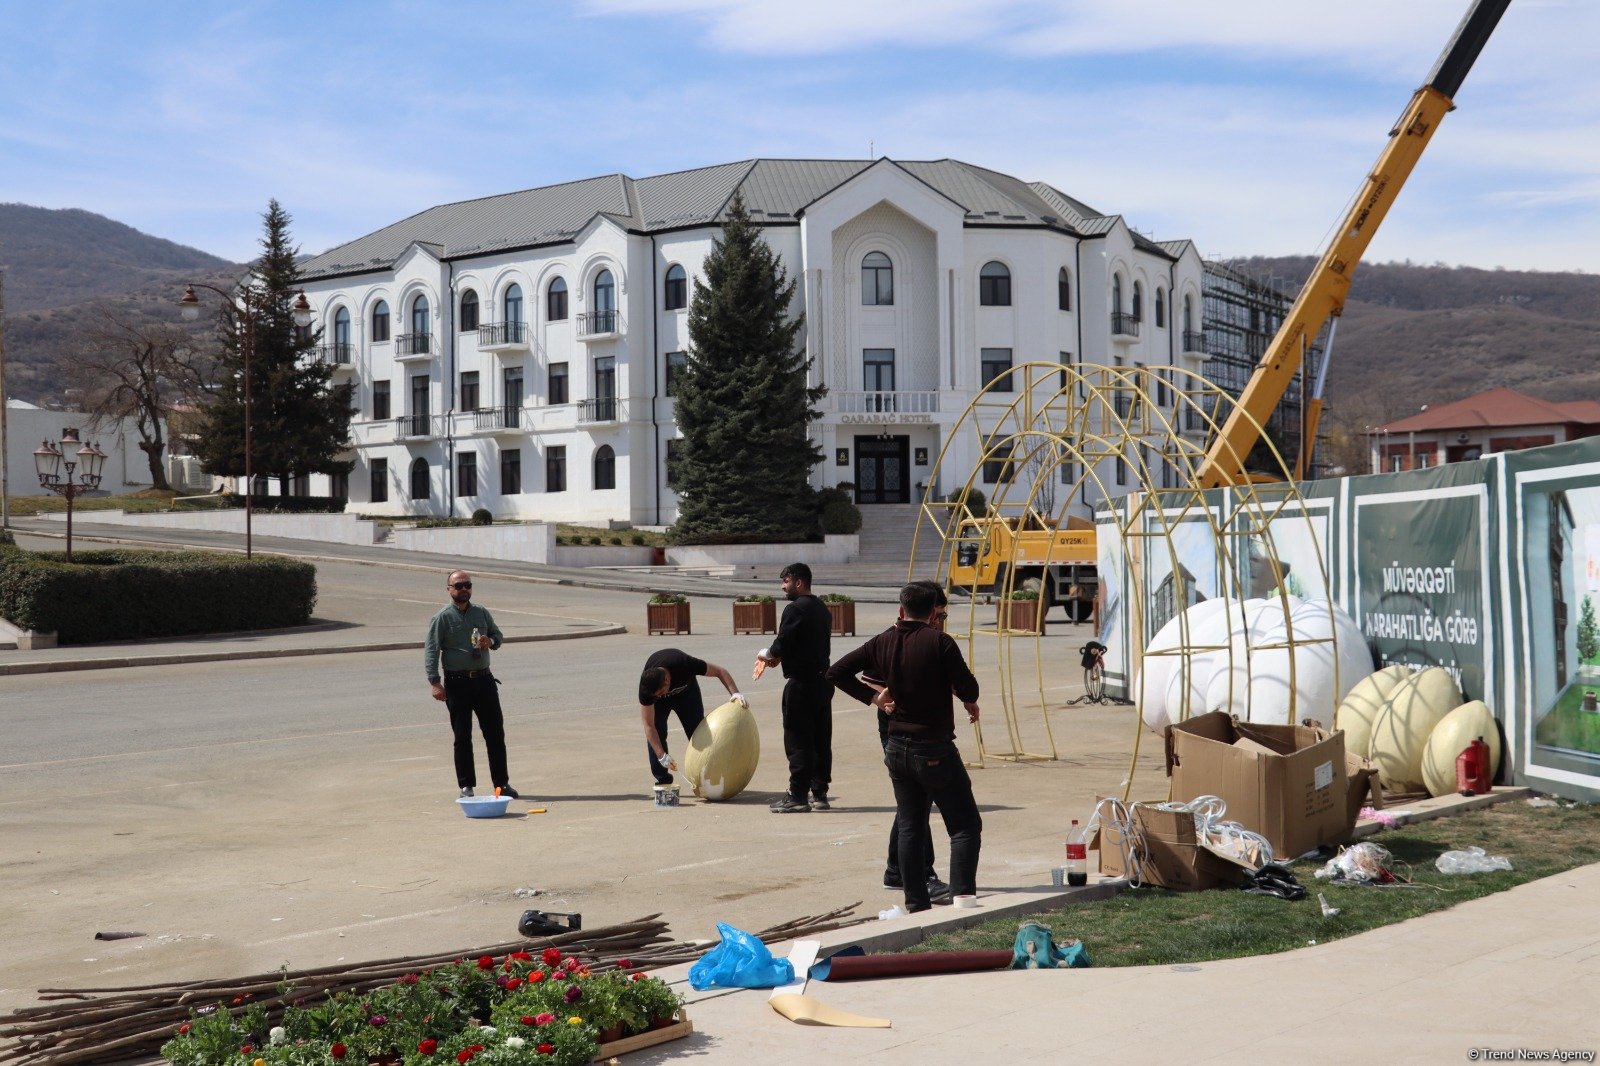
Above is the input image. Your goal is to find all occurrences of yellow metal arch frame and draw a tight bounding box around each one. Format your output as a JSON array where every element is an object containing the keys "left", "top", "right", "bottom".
[{"left": 908, "top": 362, "right": 1347, "bottom": 797}]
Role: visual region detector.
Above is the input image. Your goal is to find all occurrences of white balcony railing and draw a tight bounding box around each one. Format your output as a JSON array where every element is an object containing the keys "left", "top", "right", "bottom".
[{"left": 835, "top": 391, "right": 941, "bottom": 415}]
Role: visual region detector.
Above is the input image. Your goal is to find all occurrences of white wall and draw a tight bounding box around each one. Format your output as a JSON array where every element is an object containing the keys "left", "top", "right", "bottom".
[{"left": 3, "top": 403, "right": 167, "bottom": 498}]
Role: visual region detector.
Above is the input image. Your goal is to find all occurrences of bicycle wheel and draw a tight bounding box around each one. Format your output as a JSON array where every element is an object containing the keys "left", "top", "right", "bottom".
[{"left": 1084, "top": 663, "right": 1105, "bottom": 702}]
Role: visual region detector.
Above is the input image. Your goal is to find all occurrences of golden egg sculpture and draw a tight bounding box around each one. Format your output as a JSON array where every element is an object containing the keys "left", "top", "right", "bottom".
[
  {"left": 1420, "top": 701, "right": 1501, "bottom": 798},
  {"left": 684, "top": 698, "right": 761, "bottom": 801},
  {"left": 1369, "top": 667, "right": 1463, "bottom": 792},
  {"left": 1335, "top": 665, "right": 1414, "bottom": 763}
]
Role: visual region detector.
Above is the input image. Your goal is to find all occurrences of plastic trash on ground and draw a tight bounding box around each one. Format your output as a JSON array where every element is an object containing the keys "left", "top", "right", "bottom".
[
  {"left": 688, "top": 922, "right": 795, "bottom": 990},
  {"left": 1435, "top": 846, "right": 1513, "bottom": 874},
  {"left": 1314, "top": 842, "right": 1395, "bottom": 884},
  {"left": 877, "top": 906, "right": 904, "bottom": 921}
]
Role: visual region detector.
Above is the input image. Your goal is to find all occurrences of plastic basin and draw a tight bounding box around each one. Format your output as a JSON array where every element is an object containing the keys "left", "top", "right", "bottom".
[{"left": 456, "top": 795, "right": 513, "bottom": 818}]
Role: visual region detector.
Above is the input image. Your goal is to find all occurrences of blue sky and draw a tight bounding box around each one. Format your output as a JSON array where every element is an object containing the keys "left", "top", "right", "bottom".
[{"left": 2, "top": 0, "right": 1595, "bottom": 272}]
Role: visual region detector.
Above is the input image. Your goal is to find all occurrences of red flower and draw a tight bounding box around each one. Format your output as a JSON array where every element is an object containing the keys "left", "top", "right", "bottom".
[
  {"left": 506, "top": 977, "right": 524, "bottom": 990},
  {"left": 331, "top": 1044, "right": 347, "bottom": 1060},
  {"left": 240, "top": 1046, "right": 253, "bottom": 1055},
  {"left": 521, "top": 1015, "right": 537, "bottom": 1026},
  {"left": 537, "top": 1045, "right": 554, "bottom": 1056},
  {"left": 177, "top": 1024, "right": 190, "bottom": 1035},
  {"left": 617, "top": 959, "right": 632, "bottom": 969},
  {"left": 562, "top": 957, "right": 580, "bottom": 972},
  {"left": 418, "top": 1039, "right": 438, "bottom": 1055},
  {"left": 535, "top": 1012, "right": 555, "bottom": 1026},
  {"left": 632, "top": 973, "right": 646, "bottom": 982},
  {"left": 541, "top": 948, "right": 562, "bottom": 966},
  {"left": 528, "top": 971, "right": 547, "bottom": 984},
  {"left": 510, "top": 950, "right": 532, "bottom": 962},
  {"left": 477, "top": 955, "right": 494, "bottom": 970},
  {"left": 456, "top": 1052, "right": 473, "bottom": 1064},
  {"left": 400, "top": 973, "right": 420, "bottom": 985}
]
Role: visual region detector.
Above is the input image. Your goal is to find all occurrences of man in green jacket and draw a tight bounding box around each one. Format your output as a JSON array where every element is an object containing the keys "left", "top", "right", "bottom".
[{"left": 425, "top": 570, "right": 518, "bottom": 799}]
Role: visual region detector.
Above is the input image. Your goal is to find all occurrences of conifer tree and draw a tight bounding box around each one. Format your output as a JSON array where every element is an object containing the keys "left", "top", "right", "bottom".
[
  {"left": 194, "top": 200, "right": 354, "bottom": 494},
  {"left": 671, "top": 193, "right": 824, "bottom": 543}
]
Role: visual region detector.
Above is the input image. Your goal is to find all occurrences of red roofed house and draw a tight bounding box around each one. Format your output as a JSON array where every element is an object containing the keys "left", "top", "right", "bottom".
[{"left": 1369, "top": 386, "right": 1600, "bottom": 473}]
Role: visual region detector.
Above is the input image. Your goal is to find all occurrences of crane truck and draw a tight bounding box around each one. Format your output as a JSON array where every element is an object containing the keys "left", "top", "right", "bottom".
[{"left": 947, "top": 0, "right": 1511, "bottom": 614}]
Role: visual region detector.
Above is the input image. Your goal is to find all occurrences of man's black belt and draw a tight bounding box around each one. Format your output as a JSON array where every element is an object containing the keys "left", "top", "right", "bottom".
[{"left": 443, "top": 668, "right": 492, "bottom": 679}]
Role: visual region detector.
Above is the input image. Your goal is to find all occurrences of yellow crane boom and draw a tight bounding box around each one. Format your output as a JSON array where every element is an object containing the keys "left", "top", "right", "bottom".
[{"left": 1197, "top": 0, "right": 1511, "bottom": 489}]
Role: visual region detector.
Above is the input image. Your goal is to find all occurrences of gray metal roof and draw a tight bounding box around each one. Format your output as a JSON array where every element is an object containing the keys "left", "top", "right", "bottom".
[{"left": 301, "top": 158, "right": 1185, "bottom": 280}]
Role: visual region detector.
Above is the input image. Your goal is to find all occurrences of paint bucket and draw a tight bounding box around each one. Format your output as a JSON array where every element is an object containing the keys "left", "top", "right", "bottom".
[{"left": 652, "top": 784, "right": 680, "bottom": 808}]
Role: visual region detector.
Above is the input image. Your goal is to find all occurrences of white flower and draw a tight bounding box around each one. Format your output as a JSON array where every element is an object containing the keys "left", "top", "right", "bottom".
[
  {"left": 269, "top": 1026, "right": 286, "bottom": 1045},
  {"left": 505, "top": 1037, "right": 525, "bottom": 1049},
  {"left": 479, "top": 1025, "right": 497, "bottom": 1035}
]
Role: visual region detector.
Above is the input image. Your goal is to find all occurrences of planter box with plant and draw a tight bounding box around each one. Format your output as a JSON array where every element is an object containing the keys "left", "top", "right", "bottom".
[
  {"left": 822, "top": 593, "right": 856, "bottom": 637},
  {"left": 998, "top": 587, "right": 1044, "bottom": 634},
  {"left": 647, "top": 593, "right": 691, "bottom": 635},
  {"left": 732, "top": 595, "right": 777, "bottom": 634}
]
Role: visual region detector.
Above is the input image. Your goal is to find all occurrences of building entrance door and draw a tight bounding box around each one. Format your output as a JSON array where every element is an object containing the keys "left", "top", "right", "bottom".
[{"left": 856, "top": 435, "right": 910, "bottom": 504}]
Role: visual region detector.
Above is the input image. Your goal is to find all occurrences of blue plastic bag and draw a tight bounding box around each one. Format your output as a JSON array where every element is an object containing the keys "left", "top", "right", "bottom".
[
  {"left": 1010, "top": 921, "right": 1091, "bottom": 969},
  {"left": 688, "top": 922, "right": 795, "bottom": 990}
]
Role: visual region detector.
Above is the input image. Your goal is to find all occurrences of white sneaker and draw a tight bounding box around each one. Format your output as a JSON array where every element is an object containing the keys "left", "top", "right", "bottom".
[{"left": 459, "top": 787, "right": 475, "bottom": 798}]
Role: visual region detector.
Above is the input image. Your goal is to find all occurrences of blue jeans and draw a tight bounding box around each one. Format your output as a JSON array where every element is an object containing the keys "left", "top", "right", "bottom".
[{"left": 884, "top": 736, "right": 982, "bottom": 910}]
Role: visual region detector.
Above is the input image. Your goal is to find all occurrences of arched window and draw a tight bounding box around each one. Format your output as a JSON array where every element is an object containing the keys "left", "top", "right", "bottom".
[
  {"left": 663, "top": 264, "right": 687, "bottom": 310},
  {"left": 979, "top": 261, "right": 1011, "bottom": 306},
  {"left": 1154, "top": 288, "right": 1166, "bottom": 328},
  {"left": 410, "top": 295, "right": 430, "bottom": 336},
  {"left": 458, "top": 290, "right": 479, "bottom": 332},
  {"left": 504, "top": 283, "right": 523, "bottom": 324},
  {"left": 1112, "top": 275, "right": 1123, "bottom": 313},
  {"left": 1132, "top": 281, "right": 1143, "bottom": 321},
  {"left": 409, "top": 457, "right": 429, "bottom": 501},
  {"left": 372, "top": 300, "right": 391, "bottom": 342},
  {"left": 1183, "top": 294, "right": 1194, "bottom": 334},
  {"left": 862, "top": 252, "right": 893, "bottom": 306},
  {"left": 594, "top": 269, "right": 615, "bottom": 312},
  {"left": 1057, "top": 268, "right": 1071, "bottom": 312},
  {"left": 593, "top": 444, "right": 616, "bottom": 490},
  {"left": 547, "top": 277, "right": 568, "bottom": 320},
  {"left": 333, "top": 307, "right": 351, "bottom": 346}
]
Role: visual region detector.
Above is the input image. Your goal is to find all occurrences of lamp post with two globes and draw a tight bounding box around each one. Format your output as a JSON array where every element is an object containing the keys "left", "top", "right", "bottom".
[
  {"left": 178, "top": 283, "right": 312, "bottom": 558},
  {"left": 33, "top": 427, "right": 107, "bottom": 563}
]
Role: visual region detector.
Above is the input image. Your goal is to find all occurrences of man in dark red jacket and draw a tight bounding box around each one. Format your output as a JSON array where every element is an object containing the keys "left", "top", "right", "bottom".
[{"left": 828, "top": 582, "right": 982, "bottom": 912}]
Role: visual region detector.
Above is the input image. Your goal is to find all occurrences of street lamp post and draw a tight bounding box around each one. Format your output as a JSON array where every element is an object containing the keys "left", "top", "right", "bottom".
[
  {"left": 179, "top": 283, "right": 312, "bottom": 558},
  {"left": 34, "top": 427, "right": 107, "bottom": 562}
]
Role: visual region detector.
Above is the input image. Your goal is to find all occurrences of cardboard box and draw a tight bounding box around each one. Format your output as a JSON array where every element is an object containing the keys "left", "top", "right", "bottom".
[
  {"left": 1165, "top": 712, "right": 1364, "bottom": 860},
  {"left": 1094, "top": 802, "right": 1248, "bottom": 891}
]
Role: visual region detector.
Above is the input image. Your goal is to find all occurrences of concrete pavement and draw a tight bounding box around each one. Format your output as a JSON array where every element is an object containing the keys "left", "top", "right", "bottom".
[{"left": 2, "top": 522, "right": 1593, "bottom": 1062}]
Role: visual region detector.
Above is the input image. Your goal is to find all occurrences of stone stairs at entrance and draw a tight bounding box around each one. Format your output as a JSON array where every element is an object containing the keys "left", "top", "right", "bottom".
[{"left": 854, "top": 503, "right": 924, "bottom": 567}]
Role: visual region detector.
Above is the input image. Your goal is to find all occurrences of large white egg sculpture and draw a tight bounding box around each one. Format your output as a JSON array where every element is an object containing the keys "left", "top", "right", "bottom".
[
  {"left": 1137, "top": 598, "right": 1236, "bottom": 733},
  {"left": 1335, "top": 665, "right": 1414, "bottom": 761},
  {"left": 1203, "top": 598, "right": 1372, "bottom": 727},
  {"left": 1420, "top": 700, "right": 1501, "bottom": 798},
  {"left": 1369, "top": 667, "right": 1462, "bottom": 792},
  {"left": 684, "top": 698, "right": 761, "bottom": 801}
]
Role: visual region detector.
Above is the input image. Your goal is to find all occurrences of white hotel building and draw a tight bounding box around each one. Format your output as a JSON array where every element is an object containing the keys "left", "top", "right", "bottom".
[{"left": 297, "top": 158, "right": 1207, "bottom": 525}]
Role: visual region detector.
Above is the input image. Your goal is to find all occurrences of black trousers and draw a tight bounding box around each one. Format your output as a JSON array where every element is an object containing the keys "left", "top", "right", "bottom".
[
  {"left": 647, "top": 685, "right": 706, "bottom": 785},
  {"left": 878, "top": 709, "right": 936, "bottom": 876},
  {"left": 885, "top": 736, "right": 982, "bottom": 910},
  {"left": 781, "top": 676, "right": 833, "bottom": 800},
  {"left": 444, "top": 671, "right": 510, "bottom": 789}
]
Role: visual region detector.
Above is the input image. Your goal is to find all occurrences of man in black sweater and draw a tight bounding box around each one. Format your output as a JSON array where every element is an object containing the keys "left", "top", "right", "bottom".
[
  {"left": 758, "top": 562, "right": 833, "bottom": 813},
  {"left": 828, "top": 582, "right": 982, "bottom": 912}
]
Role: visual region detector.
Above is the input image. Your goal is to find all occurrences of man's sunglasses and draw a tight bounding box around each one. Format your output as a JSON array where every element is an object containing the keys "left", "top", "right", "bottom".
[{"left": 450, "top": 581, "right": 473, "bottom": 590}]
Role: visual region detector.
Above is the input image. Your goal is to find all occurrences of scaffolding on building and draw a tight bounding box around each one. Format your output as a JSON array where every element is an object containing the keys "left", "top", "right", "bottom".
[{"left": 1201, "top": 259, "right": 1329, "bottom": 479}]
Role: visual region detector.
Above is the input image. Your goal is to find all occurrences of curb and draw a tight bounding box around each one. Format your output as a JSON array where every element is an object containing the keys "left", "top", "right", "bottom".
[{"left": 0, "top": 624, "right": 628, "bottom": 676}]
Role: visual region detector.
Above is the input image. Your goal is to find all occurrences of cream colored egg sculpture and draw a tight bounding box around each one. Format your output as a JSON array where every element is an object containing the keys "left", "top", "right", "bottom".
[
  {"left": 1335, "top": 665, "right": 1414, "bottom": 762},
  {"left": 1369, "top": 667, "right": 1462, "bottom": 792},
  {"left": 1420, "top": 701, "right": 1501, "bottom": 798},
  {"left": 684, "top": 698, "right": 761, "bottom": 801}
]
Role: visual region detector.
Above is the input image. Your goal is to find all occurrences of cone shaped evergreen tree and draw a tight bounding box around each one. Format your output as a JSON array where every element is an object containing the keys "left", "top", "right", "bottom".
[
  {"left": 194, "top": 200, "right": 354, "bottom": 494},
  {"left": 671, "top": 193, "right": 824, "bottom": 543}
]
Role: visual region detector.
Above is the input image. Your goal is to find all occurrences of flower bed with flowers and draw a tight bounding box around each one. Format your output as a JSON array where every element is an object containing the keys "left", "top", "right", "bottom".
[{"left": 159, "top": 949, "right": 684, "bottom": 1066}]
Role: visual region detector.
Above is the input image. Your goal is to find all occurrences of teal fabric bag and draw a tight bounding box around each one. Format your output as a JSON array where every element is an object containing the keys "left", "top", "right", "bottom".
[{"left": 1011, "top": 920, "right": 1090, "bottom": 969}]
